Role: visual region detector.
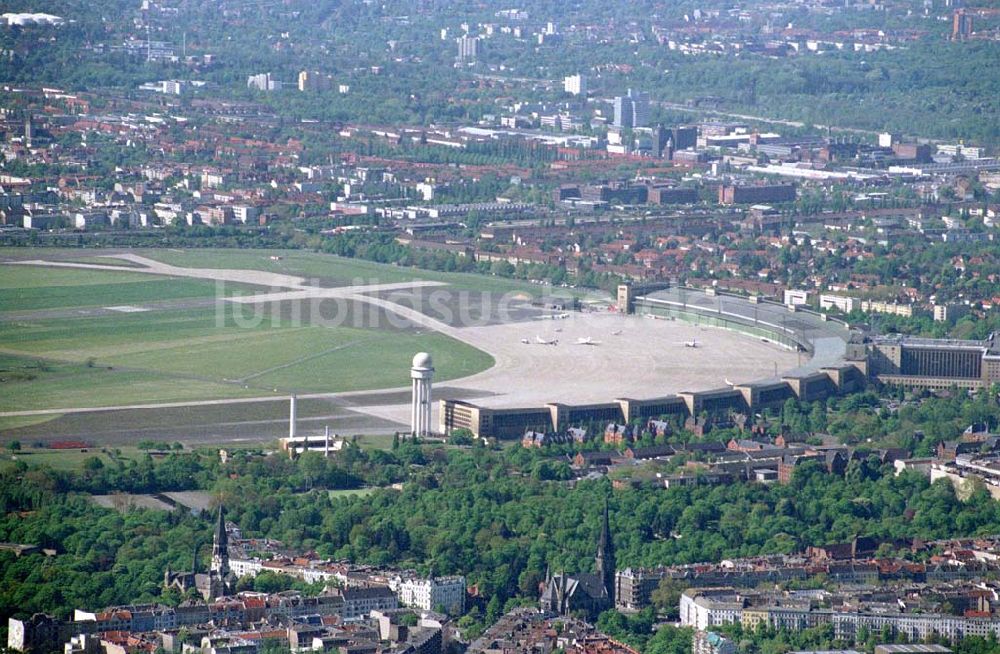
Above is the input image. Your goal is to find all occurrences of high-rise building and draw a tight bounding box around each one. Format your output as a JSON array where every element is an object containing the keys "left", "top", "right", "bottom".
[
  {"left": 629, "top": 89, "right": 650, "bottom": 128},
  {"left": 247, "top": 73, "right": 281, "bottom": 91},
  {"left": 456, "top": 35, "right": 478, "bottom": 61},
  {"left": 564, "top": 74, "right": 586, "bottom": 96},
  {"left": 952, "top": 9, "right": 973, "bottom": 39},
  {"left": 672, "top": 125, "right": 699, "bottom": 150},
  {"left": 298, "top": 70, "right": 332, "bottom": 92},
  {"left": 612, "top": 89, "right": 650, "bottom": 128},
  {"left": 613, "top": 96, "right": 632, "bottom": 129}
]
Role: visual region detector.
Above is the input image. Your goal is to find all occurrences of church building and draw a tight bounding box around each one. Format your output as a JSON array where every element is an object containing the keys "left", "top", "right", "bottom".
[
  {"left": 164, "top": 505, "right": 236, "bottom": 601},
  {"left": 539, "top": 501, "right": 616, "bottom": 619}
]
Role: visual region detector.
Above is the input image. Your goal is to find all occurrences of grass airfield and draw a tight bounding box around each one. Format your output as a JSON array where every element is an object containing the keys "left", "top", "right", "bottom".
[{"left": 0, "top": 248, "right": 503, "bottom": 436}]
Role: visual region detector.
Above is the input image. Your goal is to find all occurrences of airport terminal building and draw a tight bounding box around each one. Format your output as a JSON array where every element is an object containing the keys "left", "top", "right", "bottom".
[
  {"left": 440, "top": 285, "right": 866, "bottom": 439},
  {"left": 869, "top": 334, "right": 1000, "bottom": 391},
  {"left": 439, "top": 283, "right": 1000, "bottom": 440}
]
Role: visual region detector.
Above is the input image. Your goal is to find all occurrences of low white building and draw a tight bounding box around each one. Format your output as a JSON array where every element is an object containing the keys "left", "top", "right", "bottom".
[{"left": 784, "top": 289, "right": 810, "bottom": 307}]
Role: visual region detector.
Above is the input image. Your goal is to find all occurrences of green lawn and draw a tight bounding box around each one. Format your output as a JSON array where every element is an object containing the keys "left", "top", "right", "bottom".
[
  {"left": 0, "top": 265, "right": 157, "bottom": 289},
  {"left": 0, "top": 249, "right": 508, "bottom": 412},
  {"left": 0, "top": 414, "right": 61, "bottom": 431},
  {"left": 0, "top": 264, "right": 258, "bottom": 312},
  {"left": 0, "top": 353, "right": 272, "bottom": 412},
  {"left": 0, "top": 308, "right": 246, "bottom": 360},
  {"left": 327, "top": 488, "right": 378, "bottom": 499},
  {"left": 0, "top": 445, "right": 163, "bottom": 473},
  {"left": 0, "top": 306, "right": 492, "bottom": 411},
  {"left": 138, "top": 248, "right": 600, "bottom": 298},
  {"left": 248, "top": 330, "right": 492, "bottom": 392}
]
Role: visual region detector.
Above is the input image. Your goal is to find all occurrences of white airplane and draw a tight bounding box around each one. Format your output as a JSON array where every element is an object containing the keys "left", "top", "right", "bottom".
[
  {"left": 678, "top": 339, "right": 699, "bottom": 348},
  {"left": 611, "top": 329, "right": 623, "bottom": 336},
  {"left": 576, "top": 336, "right": 600, "bottom": 345},
  {"left": 725, "top": 378, "right": 735, "bottom": 387},
  {"left": 535, "top": 335, "right": 558, "bottom": 345},
  {"left": 521, "top": 338, "right": 531, "bottom": 344}
]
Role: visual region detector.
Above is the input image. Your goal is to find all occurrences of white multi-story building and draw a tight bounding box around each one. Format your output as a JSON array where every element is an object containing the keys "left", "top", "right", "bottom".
[
  {"left": 680, "top": 589, "right": 1000, "bottom": 642},
  {"left": 819, "top": 294, "right": 857, "bottom": 314},
  {"left": 229, "top": 558, "right": 264, "bottom": 579},
  {"left": 784, "top": 289, "right": 810, "bottom": 307},
  {"left": 391, "top": 576, "right": 465, "bottom": 615},
  {"left": 247, "top": 73, "right": 282, "bottom": 92},
  {"left": 456, "top": 36, "right": 478, "bottom": 61},
  {"left": 680, "top": 590, "right": 744, "bottom": 630},
  {"left": 339, "top": 587, "right": 398, "bottom": 621},
  {"left": 230, "top": 205, "right": 261, "bottom": 224},
  {"left": 564, "top": 74, "right": 586, "bottom": 96}
]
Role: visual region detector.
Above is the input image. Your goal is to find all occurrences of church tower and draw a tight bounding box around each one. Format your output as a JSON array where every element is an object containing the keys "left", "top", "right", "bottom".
[
  {"left": 595, "top": 499, "right": 615, "bottom": 608},
  {"left": 211, "top": 505, "right": 229, "bottom": 577}
]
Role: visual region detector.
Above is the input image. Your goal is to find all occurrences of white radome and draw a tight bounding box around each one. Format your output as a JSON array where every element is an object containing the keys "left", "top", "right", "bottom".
[{"left": 412, "top": 352, "right": 433, "bottom": 369}]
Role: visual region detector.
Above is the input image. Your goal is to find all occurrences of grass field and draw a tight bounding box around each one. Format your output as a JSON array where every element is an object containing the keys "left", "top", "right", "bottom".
[
  {"left": 138, "top": 248, "right": 598, "bottom": 298},
  {"left": 1, "top": 270, "right": 493, "bottom": 415},
  {"left": 0, "top": 305, "right": 491, "bottom": 411},
  {"left": 0, "top": 445, "right": 149, "bottom": 472},
  {"left": 0, "top": 248, "right": 586, "bottom": 415},
  {"left": 0, "top": 264, "right": 258, "bottom": 312},
  {"left": 0, "top": 351, "right": 271, "bottom": 412},
  {"left": 327, "top": 488, "right": 378, "bottom": 500}
]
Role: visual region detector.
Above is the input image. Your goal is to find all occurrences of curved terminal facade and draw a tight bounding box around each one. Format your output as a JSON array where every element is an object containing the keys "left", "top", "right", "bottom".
[{"left": 440, "top": 285, "right": 868, "bottom": 439}]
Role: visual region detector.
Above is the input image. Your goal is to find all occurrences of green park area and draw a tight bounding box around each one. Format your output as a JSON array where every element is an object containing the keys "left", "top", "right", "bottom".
[{"left": 0, "top": 250, "right": 497, "bottom": 416}]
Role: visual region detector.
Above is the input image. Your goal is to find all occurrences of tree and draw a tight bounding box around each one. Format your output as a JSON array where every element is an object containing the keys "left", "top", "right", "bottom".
[
  {"left": 82, "top": 456, "right": 105, "bottom": 472},
  {"left": 449, "top": 428, "right": 475, "bottom": 446},
  {"left": 6, "top": 441, "right": 20, "bottom": 452},
  {"left": 650, "top": 577, "right": 687, "bottom": 619}
]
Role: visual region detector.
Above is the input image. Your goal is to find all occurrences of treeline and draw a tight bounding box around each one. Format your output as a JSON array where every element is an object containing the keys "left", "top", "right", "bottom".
[
  {"left": 6, "top": 439, "right": 1000, "bottom": 629},
  {"left": 0, "top": 441, "right": 421, "bottom": 503}
]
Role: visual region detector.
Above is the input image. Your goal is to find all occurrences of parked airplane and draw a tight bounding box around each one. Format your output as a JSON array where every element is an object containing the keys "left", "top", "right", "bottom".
[
  {"left": 521, "top": 338, "right": 531, "bottom": 344},
  {"left": 576, "top": 336, "right": 600, "bottom": 345},
  {"left": 677, "top": 339, "right": 700, "bottom": 348},
  {"left": 611, "top": 329, "right": 623, "bottom": 336},
  {"left": 535, "top": 335, "right": 558, "bottom": 345}
]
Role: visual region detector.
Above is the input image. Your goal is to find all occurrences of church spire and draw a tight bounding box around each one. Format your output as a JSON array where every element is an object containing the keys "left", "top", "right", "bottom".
[
  {"left": 211, "top": 504, "right": 229, "bottom": 577},
  {"left": 595, "top": 498, "right": 615, "bottom": 608}
]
